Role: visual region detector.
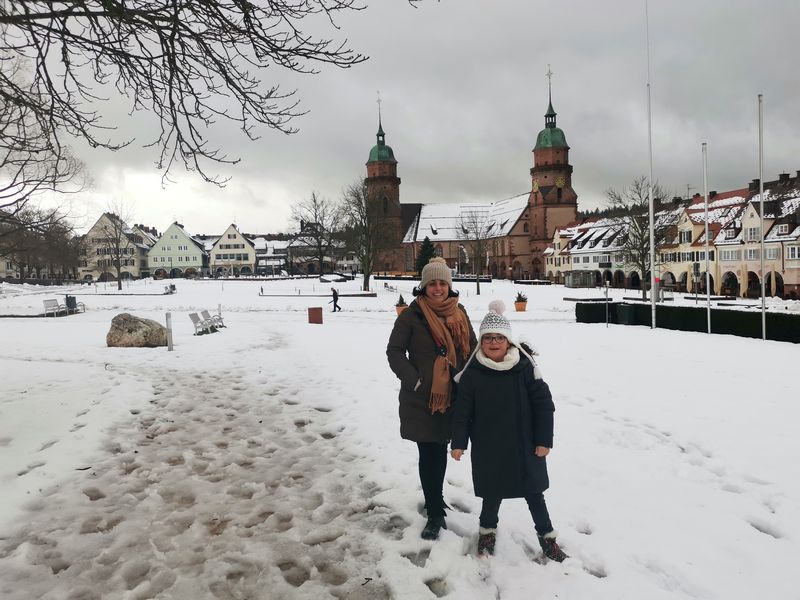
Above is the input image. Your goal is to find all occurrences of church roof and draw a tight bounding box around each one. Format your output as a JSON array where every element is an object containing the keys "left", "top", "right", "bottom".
[
  {"left": 367, "top": 120, "right": 397, "bottom": 163},
  {"left": 534, "top": 126, "right": 568, "bottom": 150},
  {"left": 402, "top": 193, "right": 529, "bottom": 243}
]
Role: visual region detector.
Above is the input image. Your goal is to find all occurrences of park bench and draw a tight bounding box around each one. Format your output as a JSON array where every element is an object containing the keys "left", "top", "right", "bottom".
[
  {"left": 201, "top": 309, "right": 225, "bottom": 328},
  {"left": 43, "top": 299, "right": 66, "bottom": 317},
  {"left": 189, "top": 312, "right": 217, "bottom": 335}
]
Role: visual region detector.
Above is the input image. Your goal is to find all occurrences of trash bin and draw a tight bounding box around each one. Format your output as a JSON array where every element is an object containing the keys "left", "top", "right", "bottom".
[
  {"left": 65, "top": 295, "right": 77, "bottom": 313},
  {"left": 308, "top": 307, "right": 323, "bottom": 324}
]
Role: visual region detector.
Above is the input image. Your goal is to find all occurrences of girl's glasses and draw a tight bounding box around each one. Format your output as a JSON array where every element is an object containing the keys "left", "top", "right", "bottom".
[{"left": 481, "top": 335, "right": 507, "bottom": 344}]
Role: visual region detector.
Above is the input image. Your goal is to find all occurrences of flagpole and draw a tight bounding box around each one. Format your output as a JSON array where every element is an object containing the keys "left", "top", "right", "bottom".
[
  {"left": 758, "top": 94, "right": 766, "bottom": 340},
  {"left": 702, "top": 142, "right": 711, "bottom": 334},
  {"left": 645, "top": 0, "right": 656, "bottom": 329}
]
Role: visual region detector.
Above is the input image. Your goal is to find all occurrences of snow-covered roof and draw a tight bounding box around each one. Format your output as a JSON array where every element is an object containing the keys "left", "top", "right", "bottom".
[{"left": 402, "top": 193, "right": 529, "bottom": 243}]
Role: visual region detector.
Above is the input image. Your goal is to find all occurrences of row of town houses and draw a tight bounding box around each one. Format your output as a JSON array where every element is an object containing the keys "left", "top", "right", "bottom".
[
  {"left": 2, "top": 175, "right": 799, "bottom": 298},
  {"left": 545, "top": 178, "right": 800, "bottom": 298},
  {"left": 0, "top": 216, "right": 357, "bottom": 282}
]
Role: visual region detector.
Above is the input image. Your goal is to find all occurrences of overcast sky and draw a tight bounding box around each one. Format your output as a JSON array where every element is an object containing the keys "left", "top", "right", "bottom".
[{"left": 67, "top": 0, "right": 800, "bottom": 236}]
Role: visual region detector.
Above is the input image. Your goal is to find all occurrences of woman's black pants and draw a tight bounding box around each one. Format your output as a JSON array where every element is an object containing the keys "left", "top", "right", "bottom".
[{"left": 417, "top": 442, "right": 448, "bottom": 518}]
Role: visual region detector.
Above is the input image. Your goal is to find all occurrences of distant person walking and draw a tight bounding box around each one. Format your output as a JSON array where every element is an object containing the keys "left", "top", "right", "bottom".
[
  {"left": 331, "top": 288, "right": 342, "bottom": 312},
  {"left": 386, "top": 257, "right": 477, "bottom": 540}
]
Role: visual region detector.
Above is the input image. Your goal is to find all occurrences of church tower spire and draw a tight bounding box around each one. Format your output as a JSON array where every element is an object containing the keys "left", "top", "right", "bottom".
[{"left": 527, "top": 66, "right": 578, "bottom": 278}]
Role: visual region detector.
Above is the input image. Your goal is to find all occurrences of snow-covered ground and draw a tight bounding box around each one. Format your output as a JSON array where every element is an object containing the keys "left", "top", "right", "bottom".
[{"left": 0, "top": 278, "right": 797, "bottom": 599}]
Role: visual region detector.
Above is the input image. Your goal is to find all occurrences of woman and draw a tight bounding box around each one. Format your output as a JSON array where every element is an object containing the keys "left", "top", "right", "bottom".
[{"left": 386, "top": 257, "right": 477, "bottom": 540}]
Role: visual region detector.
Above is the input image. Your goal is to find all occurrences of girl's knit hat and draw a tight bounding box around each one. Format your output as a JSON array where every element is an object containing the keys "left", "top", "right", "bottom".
[
  {"left": 479, "top": 300, "right": 513, "bottom": 341},
  {"left": 453, "top": 299, "right": 543, "bottom": 382}
]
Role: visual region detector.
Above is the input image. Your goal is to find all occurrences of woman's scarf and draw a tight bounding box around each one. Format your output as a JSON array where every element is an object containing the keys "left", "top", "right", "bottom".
[{"left": 416, "top": 295, "right": 472, "bottom": 414}]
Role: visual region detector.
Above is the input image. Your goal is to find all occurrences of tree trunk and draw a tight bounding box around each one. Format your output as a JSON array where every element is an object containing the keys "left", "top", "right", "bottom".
[{"left": 363, "top": 272, "right": 371, "bottom": 292}]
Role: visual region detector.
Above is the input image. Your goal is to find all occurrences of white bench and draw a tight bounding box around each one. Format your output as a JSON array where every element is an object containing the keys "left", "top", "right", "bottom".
[
  {"left": 43, "top": 299, "right": 66, "bottom": 317},
  {"left": 189, "top": 312, "right": 217, "bottom": 335},
  {"left": 201, "top": 309, "right": 225, "bottom": 328}
]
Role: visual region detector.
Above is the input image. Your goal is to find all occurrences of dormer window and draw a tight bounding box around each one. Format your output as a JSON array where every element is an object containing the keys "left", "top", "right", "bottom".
[
  {"left": 725, "top": 229, "right": 736, "bottom": 239},
  {"left": 679, "top": 230, "right": 692, "bottom": 244},
  {"left": 777, "top": 223, "right": 789, "bottom": 235}
]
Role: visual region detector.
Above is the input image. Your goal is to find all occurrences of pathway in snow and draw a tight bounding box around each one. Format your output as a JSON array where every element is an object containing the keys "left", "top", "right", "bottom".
[{"left": 0, "top": 361, "right": 396, "bottom": 599}]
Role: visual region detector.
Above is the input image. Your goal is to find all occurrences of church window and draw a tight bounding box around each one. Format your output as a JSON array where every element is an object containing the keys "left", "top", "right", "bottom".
[{"left": 523, "top": 223, "right": 529, "bottom": 233}]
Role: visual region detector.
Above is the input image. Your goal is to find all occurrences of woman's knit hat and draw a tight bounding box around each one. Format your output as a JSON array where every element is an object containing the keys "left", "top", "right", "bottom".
[
  {"left": 479, "top": 300, "right": 513, "bottom": 341},
  {"left": 420, "top": 257, "right": 453, "bottom": 289}
]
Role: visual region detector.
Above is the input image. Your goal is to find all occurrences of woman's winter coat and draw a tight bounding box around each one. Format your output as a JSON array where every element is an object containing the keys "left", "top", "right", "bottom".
[
  {"left": 386, "top": 299, "right": 477, "bottom": 443},
  {"left": 451, "top": 354, "right": 555, "bottom": 498}
]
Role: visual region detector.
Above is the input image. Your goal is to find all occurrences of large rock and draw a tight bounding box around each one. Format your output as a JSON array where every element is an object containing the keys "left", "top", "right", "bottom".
[{"left": 106, "top": 313, "right": 168, "bottom": 348}]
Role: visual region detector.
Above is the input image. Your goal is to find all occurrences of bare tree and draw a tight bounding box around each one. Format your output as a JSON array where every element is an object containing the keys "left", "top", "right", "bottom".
[
  {"left": 0, "top": 76, "right": 86, "bottom": 256},
  {"left": 457, "top": 208, "right": 497, "bottom": 296},
  {"left": 0, "top": 1, "right": 367, "bottom": 184},
  {"left": 340, "top": 178, "right": 396, "bottom": 291},
  {"left": 606, "top": 176, "right": 670, "bottom": 300},
  {"left": 290, "top": 192, "right": 342, "bottom": 275},
  {"left": 95, "top": 204, "right": 137, "bottom": 291}
]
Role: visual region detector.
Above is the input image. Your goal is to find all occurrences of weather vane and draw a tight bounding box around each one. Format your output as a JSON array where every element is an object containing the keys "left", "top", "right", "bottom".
[{"left": 546, "top": 64, "right": 553, "bottom": 100}]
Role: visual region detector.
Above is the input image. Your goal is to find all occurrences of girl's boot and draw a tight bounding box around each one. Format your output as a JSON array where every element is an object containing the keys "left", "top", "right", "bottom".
[
  {"left": 538, "top": 531, "right": 568, "bottom": 562},
  {"left": 477, "top": 528, "right": 496, "bottom": 556}
]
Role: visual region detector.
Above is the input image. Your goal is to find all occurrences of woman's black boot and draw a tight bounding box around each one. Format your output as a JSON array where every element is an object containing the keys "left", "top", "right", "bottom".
[{"left": 421, "top": 515, "right": 447, "bottom": 540}]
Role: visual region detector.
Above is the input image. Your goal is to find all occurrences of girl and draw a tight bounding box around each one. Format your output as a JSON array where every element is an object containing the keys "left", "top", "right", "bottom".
[{"left": 451, "top": 301, "right": 567, "bottom": 560}]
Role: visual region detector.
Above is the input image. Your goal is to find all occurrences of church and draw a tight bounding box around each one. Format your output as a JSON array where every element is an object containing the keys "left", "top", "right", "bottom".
[{"left": 365, "top": 89, "right": 579, "bottom": 280}]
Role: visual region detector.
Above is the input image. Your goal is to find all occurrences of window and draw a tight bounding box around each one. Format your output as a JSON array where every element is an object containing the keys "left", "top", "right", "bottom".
[
  {"left": 178, "top": 257, "right": 183, "bottom": 262},
  {"left": 720, "top": 249, "right": 740, "bottom": 262},
  {"left": 746, "top": 227, "right": 760, "bottom": 242},
  {"left": 523, "top": 223, "right": 529, "bottom": 233},
  {"left": 228, "top": 233, "right": 236, "bottom": 239},
  {"left": 679, "top": 230, "right": 692, "bottom": 243},
  {"left": 777, "top": 224, "right": 789, "bottom": 235},
  {"left": 582, "top": 256, "right": 590, "bottom": 264},
  {"left": 725, "top": 229, "right": 736, "bottom": 239},
  {"left": 787, "top": 246, "right": 799, "bottom": 260},
  {"left": 746, "top": 248, "right": 760, "bottom": 260},
  {"left": 243, "top": 254, "right": 249, "bottom": 261},
  {"left": 216, "top": 254, "right": 222, "bottom": 260},
  {"left": 766, "top": 247, "right": 779, "bottom": 260}
]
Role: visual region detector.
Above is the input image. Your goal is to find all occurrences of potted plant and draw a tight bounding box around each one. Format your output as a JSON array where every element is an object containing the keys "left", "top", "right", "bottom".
[
  {"left": 395, "top": 294, "right": 408, "bottom": 315},
  {"left": 514, "top": 291, "right": 528, "bottom": 312}
]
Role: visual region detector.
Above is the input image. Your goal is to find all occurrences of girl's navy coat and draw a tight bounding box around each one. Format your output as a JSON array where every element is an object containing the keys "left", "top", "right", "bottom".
[{"left": 451, "top": 353, "right": 555, "bottom": 499}]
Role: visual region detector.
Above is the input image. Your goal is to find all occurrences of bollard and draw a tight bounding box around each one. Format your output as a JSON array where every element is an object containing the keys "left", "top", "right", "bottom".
[{"left": 166, "top": 312, "right": 174, "bottom": 351}]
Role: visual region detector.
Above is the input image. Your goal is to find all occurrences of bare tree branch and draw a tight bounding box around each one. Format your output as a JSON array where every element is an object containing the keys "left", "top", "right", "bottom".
[{"left": 0, "top": 0, "right": 367, "bottom": 184}]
